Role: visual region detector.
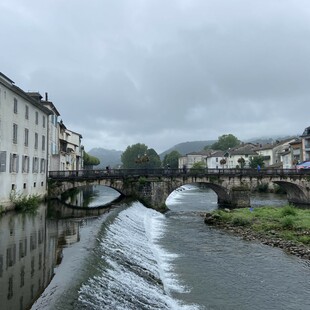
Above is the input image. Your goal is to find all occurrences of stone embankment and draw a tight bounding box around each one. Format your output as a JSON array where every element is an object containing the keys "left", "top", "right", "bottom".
[{"left": 204, "top": 212, "right": 310, "bottom": 261}]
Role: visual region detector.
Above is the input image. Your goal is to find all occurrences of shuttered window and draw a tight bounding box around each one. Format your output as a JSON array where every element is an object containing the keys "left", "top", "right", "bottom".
[{"left": 0, "top": 151, "right": 6, "bottom": 172}]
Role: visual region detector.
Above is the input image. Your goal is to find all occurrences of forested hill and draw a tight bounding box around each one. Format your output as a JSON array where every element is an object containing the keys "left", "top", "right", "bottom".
[
  {"left": 88, "top": 148, "right": 123, "bottom": 168},
  {"left": 159, "top": 140, "right": 215, "bottom": 159}
]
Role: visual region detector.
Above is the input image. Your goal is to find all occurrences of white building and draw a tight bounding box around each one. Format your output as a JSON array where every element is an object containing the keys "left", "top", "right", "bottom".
[
  {"left": 224, "top": 144, "right": 258, "bottom": 168},
  {"left": 254, "top": 138, "right": 298, "bottom": 168},
  {"left": 206, "top": 151, "right": 225, "bottom": 169},
  {"left": 58, "top": 121, "right": 83, "bottom": 171},
  {"left": 178, "top": 151, "right": 209, "bottom": 169},
  {"left": 0, "top": 73, "right": 51, "bottom": 209}
]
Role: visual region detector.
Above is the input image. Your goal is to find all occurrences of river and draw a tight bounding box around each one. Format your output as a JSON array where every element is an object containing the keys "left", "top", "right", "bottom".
[{"left": 0, "top": 185, "right": 309, "bottom": 309}]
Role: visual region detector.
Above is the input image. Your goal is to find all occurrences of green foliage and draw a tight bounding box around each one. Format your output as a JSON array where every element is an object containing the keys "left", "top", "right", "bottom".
[
  {"left": 211, "top": 134, "right": 240, "bottom": 151},
  {"left": 121, "top": 143, "right": 161, "bottom": 169},
  {"left": 249, "top": 155, "right": 265, "bottom": 169},
  {"left": 210, "top": 206, "right": 310, "bottom": 246},
  {"left": 10, "top": 191, "right": 41, "bottom": 211},
  {"left": 280, "top": 216, "right": 296, "bottom": 229},
  {"left": 84, "top": 151, "right": 100, "bottom": 166},
  {"left": 162, "top": 150, "right": 181, "bottom": 168},
  {"left": 190, "top": 161, "right": 206, "bottom": 173},
  {"left": 232, "top": 216, "right": 251, "bottom": 227},
  {"left": 281, "top": 205, "right": 297, "bottom": 217},
  {"left": 138, "top": 176, "right": 147, "bottom": 185}
]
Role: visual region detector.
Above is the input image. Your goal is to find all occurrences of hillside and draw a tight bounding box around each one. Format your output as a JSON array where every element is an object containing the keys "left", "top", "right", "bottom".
[
  {"left": 88, "top": 148, "right": 123, "bottom": 168},
  {"left": 159, "top": 140, "right": 215, "bottom": 159}
]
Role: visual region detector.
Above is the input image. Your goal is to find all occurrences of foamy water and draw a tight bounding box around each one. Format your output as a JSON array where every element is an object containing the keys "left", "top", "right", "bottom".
[{"left": 77, "top": 202, "right": 200, "bottom": 309}]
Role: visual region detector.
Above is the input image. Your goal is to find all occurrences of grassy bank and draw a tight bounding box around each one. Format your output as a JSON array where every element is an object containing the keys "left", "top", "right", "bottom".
[{"left": 206, "top": 205, "right": 310, "bottom": 246}]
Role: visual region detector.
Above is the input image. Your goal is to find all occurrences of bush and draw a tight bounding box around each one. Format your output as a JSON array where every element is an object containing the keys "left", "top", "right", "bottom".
[
  {"left": 10, "top": 191, "right": 41, "bottom": 211},
  {"left": 281, "top": 205, "right": 297, "bottom": 217},
  {"left": 232, "top": 216, "right": 251, "bottom": 227},
  {"left": 280, "top": 216, "right": 296, "bottom": 229}
]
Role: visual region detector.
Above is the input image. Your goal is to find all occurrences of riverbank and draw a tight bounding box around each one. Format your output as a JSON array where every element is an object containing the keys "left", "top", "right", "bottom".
[{"left": 204, "top": 206, "right": 310, "bottom": 260}]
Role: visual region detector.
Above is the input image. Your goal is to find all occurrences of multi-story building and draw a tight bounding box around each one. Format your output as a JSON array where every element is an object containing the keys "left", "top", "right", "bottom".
[
  {"left": 178, "top": 151, "right": 209, "bottom": 169},
  {"left": 0, "top": 73, "right": 51, "bottom": 209},
  {"left": 206, "top": 151, "right": 225, "bottom": 169},
  {"left": 300, "top": 126, "right": 310, "bottom": 162},
  {"left": 58, "top": 120, "right": 83, "bottom": 171},
  {"left": 224, "top": 144, "right": 258, "bottom": 168}
]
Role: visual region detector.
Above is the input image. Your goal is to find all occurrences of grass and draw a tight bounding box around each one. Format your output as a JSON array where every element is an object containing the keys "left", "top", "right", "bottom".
[{"left": 212, "top": 205, "right": 310, "bottom": 246}]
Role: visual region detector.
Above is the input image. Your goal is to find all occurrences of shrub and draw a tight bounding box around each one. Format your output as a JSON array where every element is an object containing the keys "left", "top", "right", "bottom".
[
  {"left": 10, "top": 191, "right": 41, "bottom": 211},
  {"left": 232, "top": 216, "right": 251, "bottom": 227},
  {"left": 281, "top": 205, "right": 297, "bottom": 217},
  {"left": 280, "top": 216, "right": 296, "bottom": 229}
]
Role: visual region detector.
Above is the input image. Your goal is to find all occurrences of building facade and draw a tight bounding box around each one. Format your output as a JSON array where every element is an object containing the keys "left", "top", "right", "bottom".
[
  {"left": 0, "top": 73, "right": 51, "bottom": 209},
  {"left": 300, "top": 126, "right": 310, "bottom": 162},
  {"left": 0, "top": 72, "right": 84, "bottom": 210}
]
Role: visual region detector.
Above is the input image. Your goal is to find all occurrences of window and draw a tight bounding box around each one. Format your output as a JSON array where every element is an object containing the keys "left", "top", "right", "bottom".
[
  {"left": 40, "top": 158, "right": 45, "bottom": 173},
  {"left": 24, "top": 128, "right": 29, "bottom": 146},
  {"left": 42, "top": 135, "right": 45, "bottom": 150},
  {"left": 14, "top": 98, "right": 18, "bottom": 113},
  {"left": 32, "top": 157, "right": 39, "bottom": 173},
  {"left": 43, "top": 116, "right": 46, "bottom": 128},
  {"left": 34, "top": 133, "right": 38, "bottom": 149},
  {"left": 35, "top": 111, "right": 38, "bottom": 124},
  {"left": 13, "top": 123, "right": 18, "bottom": 144},
  {"left": 25, "top": 105, "right": 29, "bottom": 119},
  {"left": 0, "top": 151, "right": 6, "bottom": 172},
  {"left": 10, "top": 153, "right": 19, "bottom": 173},
  {"left": 22, "top": 156, "right": 29, "bottom": 173}
]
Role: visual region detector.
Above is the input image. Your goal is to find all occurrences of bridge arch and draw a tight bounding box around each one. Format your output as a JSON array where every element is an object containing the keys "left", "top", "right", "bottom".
[
  {"left": 167, "top": 182, "right": 232, "bottom": 207},
  {"left": 273, "top": 181, "right": 309, "bottom": 205}
]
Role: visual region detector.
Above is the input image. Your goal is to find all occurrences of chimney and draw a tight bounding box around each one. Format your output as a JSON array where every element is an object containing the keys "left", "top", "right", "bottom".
[{"left": 45, "top": 92, "right": 48, "bottom": 101}]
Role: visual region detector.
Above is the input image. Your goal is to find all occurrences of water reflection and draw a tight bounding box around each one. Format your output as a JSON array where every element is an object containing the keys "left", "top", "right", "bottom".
[
  {"left": 62, "top": 185, "right": 121, "bottom": 208},
  {"left": 0, "top": 197, "right": 116, "bottom": 310}
]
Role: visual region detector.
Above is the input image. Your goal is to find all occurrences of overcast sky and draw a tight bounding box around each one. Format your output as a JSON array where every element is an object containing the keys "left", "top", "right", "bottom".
[{"left": 1, "top": 0, "right": 310, "bottom": 153}]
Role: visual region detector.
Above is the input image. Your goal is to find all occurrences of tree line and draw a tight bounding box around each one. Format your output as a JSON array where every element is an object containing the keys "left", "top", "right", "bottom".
[{"left": 86, "top": 134, "right": 265, "bottom": 169}]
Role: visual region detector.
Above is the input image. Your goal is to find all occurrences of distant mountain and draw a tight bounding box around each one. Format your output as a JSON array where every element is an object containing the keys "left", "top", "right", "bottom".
[
  {"left": 88, "top": 148, "right": 122, "bottom": 168},
  {"left": 159, "top": 140, "right": 215, "bottom": 159}
]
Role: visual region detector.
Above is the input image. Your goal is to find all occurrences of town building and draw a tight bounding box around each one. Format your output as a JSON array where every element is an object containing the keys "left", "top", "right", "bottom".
[
  {"left": 0, "top": 73, "right": 52, "bottom": 209},
  {"left": 300, "top": 126, "right": 310, "bottom": 162},
  {"left": 0, "top": 72, "right": 84, "bottom": 210},
  {"left": 224, "top": 144, "right": 258, "bottom": 168},
  {"left": 206, "top": 151, "right": 225, "bottom": 169},
  {"left": 178, "top": 151, "right": 210, "bottom": 169}
]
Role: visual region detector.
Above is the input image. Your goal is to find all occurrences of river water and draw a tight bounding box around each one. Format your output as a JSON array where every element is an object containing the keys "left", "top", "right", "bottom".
[{"left": 1, "top": 185, "right": 310, "bottom": 310}]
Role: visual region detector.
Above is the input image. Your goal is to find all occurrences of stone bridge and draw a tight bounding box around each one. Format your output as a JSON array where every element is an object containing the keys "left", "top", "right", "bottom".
[{"left": 48, "top": 168, "right": 310, "bottom": 210}]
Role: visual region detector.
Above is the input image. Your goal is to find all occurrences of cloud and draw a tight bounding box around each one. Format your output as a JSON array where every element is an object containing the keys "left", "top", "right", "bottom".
[{"left": 1, "top": 0, "right": 310, "bottom": 153}]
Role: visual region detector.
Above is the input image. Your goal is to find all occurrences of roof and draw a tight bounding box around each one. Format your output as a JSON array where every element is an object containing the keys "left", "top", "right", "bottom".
[
  {"left": 227, "top": 145, "right": 258, "bottom": 156},
  {"left": 0, "top": 72, "right": 52, "bottom": 116},
  {"left": 301, "top": 126, "right": 310, "bottom": 137}
]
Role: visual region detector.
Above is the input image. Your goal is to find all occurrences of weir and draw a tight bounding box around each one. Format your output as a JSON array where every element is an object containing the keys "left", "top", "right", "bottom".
[{"left": 48, "top": 168, "right": 310, "bottom": 209}]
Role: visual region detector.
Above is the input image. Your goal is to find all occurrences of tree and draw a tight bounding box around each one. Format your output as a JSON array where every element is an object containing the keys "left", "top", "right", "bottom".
[
  {"left": 249, "top": 156, "right": 265, "bottom": 169},
  {"left": 190, "top": 161, "right": 205, "bottom": 174},
  {"left": 121, "top": 143, "right": 161, "bottom": 169},
  {"left": 83, "top": 152, "right": 100, "bottom": 166},
  {"left": 145, "top": 148, "right": 161, "bottom": 168},
  {"left": 162, "top": 150, "right": 181, "bottom": 169},
  {"left": 211, "top": 134, "right": 240, "bottom": 151}
]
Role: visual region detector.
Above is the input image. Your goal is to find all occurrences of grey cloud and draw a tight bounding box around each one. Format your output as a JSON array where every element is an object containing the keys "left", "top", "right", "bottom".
[{"left": 1, "top": 0, "right": 310, "bottom": 153}]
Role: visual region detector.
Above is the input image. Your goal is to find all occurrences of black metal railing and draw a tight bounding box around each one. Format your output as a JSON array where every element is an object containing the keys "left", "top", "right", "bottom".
[{"left": 48, "top": 168, "right": 310, "bottom": 180}]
